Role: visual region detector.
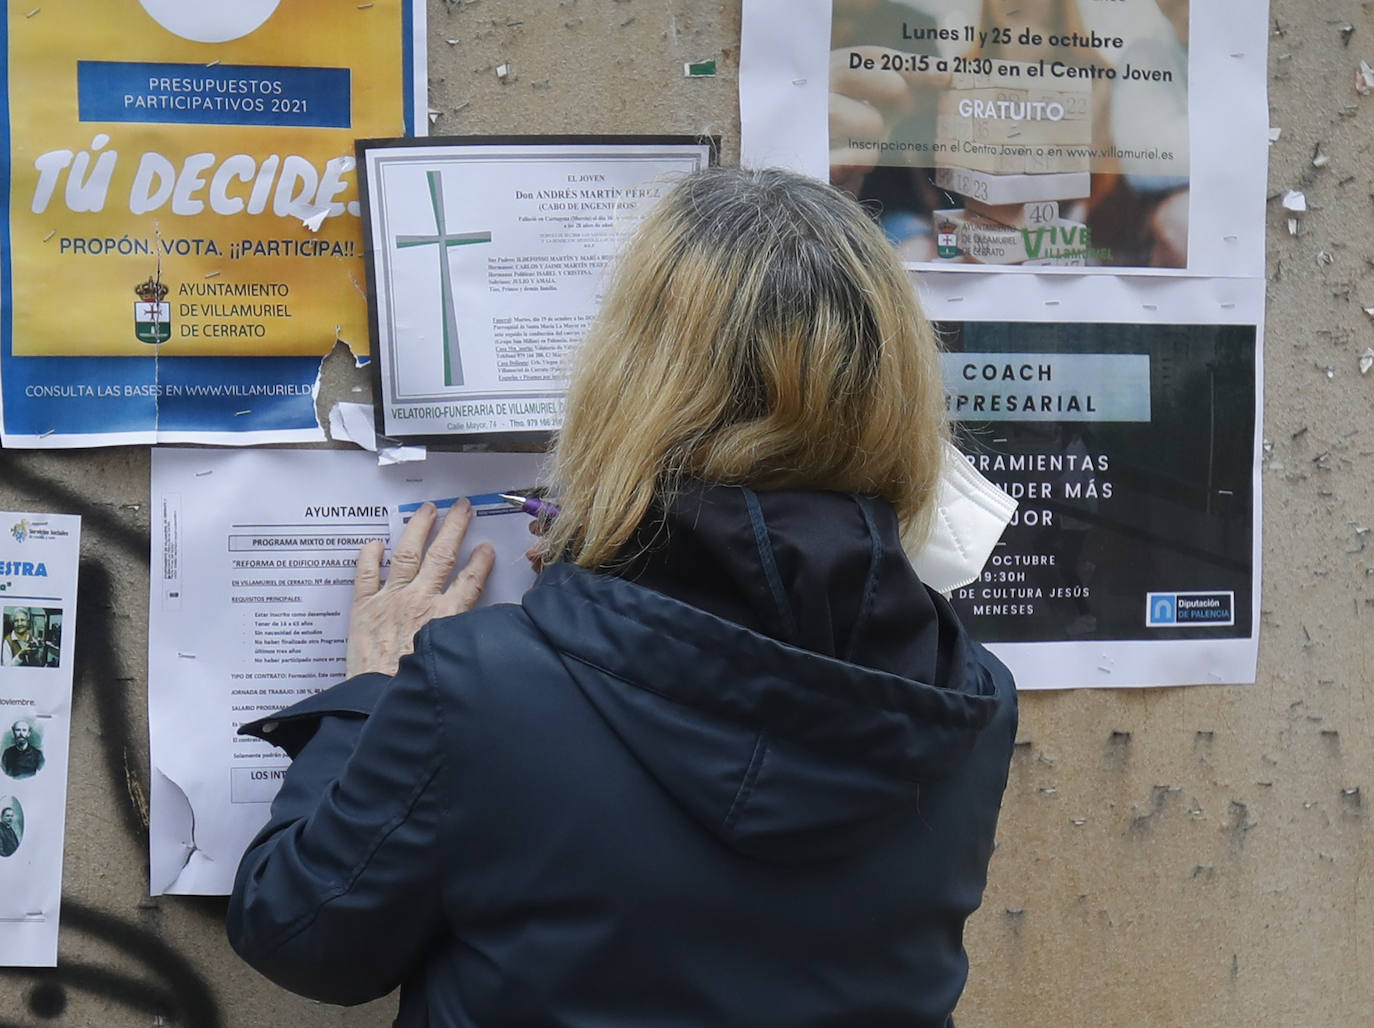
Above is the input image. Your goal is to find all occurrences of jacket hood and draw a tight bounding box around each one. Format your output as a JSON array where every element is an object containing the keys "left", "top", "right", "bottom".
[{"left": 522, "top": 484, "right": 1005, "bottom": 863}]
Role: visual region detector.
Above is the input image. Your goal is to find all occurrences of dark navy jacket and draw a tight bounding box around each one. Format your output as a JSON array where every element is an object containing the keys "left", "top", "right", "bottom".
[{"left": 227, "top": 485, "right": 1017, "bottom": 1027}]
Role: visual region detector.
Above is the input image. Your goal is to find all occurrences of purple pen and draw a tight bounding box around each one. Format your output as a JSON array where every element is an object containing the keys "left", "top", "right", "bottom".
[{"left": 499, "top": 493, "right": 561, "bottom": 520}]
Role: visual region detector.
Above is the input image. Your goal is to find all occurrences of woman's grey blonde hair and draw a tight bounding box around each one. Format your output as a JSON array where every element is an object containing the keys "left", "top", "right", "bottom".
[{"left": 543, "top": 166, "right": 947, "bottom": 569}]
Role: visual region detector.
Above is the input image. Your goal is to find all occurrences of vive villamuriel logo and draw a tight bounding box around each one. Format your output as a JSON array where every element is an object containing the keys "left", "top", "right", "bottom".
[{"left": 134, "top": 276, "right": 171, "bottom": 344}]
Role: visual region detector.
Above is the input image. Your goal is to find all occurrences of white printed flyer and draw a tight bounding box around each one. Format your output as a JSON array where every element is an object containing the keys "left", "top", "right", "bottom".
[
  {"left": 0, "top": 511, "right": 80, "bottom": 966},
  {"left": 357, "top": 136, "right": 716, "bottom": 439},
  {"left": 740, "top": 0, "right": 1268, "bottom": 277},
  {"left": 148, "top": 447, "right": 542, "bottom": 895}
]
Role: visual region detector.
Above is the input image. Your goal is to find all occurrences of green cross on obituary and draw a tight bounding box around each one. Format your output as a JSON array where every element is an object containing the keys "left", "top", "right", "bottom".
[{"left": 394, "top": 170, "right": 492, "bottom": 387}]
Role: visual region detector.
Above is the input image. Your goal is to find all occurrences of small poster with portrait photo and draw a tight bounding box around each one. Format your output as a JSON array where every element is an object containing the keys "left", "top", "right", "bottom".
[{"left": 0, "top": 511, "right": 79, "bottom": 966}]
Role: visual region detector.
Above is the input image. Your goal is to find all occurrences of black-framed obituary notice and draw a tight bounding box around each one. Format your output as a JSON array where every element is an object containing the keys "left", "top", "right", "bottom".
[{"left": 357, "top": 135, "right": 717, "bottom": 441}]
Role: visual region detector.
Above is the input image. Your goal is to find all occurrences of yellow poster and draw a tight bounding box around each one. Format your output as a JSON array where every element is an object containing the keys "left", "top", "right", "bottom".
[{"left": 1, "top": 0, "right": 425, "bottom": 444}]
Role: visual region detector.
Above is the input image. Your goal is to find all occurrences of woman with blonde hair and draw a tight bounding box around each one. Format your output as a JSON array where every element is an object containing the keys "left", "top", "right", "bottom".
[{"left": 228, "top": 166, "right": 1017, "bottom": 1027}]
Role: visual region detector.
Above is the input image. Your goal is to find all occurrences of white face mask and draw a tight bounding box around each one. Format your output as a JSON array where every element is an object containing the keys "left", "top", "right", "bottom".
[{"left": 906, "top": 441, "right": 1017, "bottom": 594}]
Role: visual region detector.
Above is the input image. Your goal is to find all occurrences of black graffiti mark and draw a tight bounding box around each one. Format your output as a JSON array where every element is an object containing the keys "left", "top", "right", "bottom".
[
  {"left": 4, "top": 459, "right": 148, "bottom": 562},
  {"left": 71, "top": 558, "right": 149, "bottom": 845},
  {"left": 0, "top": 901, "right": 222, "bottom": 1027},
  {"left": 26, "top": 981, "right": 64, "bottom": 1017},
  {"left": 1, "top": 463, "right": 225, "bottom": 1023}
]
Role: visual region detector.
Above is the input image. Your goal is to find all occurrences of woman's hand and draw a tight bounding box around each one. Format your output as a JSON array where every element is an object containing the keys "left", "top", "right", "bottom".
[
  {"left": 345, "top": 500, "right": 495, "bottom": 677},
  {"left": 525, "top": 518, "right": 548, "bottom": 573}
]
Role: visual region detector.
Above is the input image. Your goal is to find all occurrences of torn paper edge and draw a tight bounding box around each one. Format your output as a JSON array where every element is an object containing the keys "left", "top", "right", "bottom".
[
  {"left": 328, "top": 401, "right": 379, "bottom": 451},
  {"left": 149, "top": 767, "right": 215, "bottom": 896},
  {"left": 379, "top": 444, "right": 428, "bottom": 466}
]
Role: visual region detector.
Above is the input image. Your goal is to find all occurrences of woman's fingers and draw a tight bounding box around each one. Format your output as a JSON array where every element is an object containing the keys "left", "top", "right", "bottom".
[
  {"left": 524, "top": 543, "right": 545, "bottom": 573},
  {"left": 353, "top": 539, "right": 386, "bottom": 602},
  {"left": 385, "top": 502, "right": 436, "bottom": 588},
  {"left": 414, "top": 499, "right": 473, "bottom": 592},
  {"left": 443, "top": 542, "right": 495, "bottom": 615}
]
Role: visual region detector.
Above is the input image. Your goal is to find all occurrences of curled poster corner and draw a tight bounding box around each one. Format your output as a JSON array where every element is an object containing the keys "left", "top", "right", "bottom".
[
  {"left": 149, "top": 767, "right": 215, "bottom": 896},
  {"left": 328, "top": 402, "right": 378, "bottom": 451},
  {"left": 379, "top": 445, "right": 427, "bottom": 466}
]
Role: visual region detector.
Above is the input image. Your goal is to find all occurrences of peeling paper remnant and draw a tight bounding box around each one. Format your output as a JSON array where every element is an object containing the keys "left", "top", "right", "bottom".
[
  {"left": 1283, "top": 190, "right": 1306, "bottom": 236},
  {"left": 328, "top": 401, "right": 378, "bottom": 450},
  {"left": 1361, "top": 348, "right": 1374, "bottom": 375},
  {"left": 1358, "top": 60, "right": 1374, "bottom": 95},
  {"left": 379, "top": 445, "right": 427, "bottom": 466},
  {"left": 297, "top": 204, "right": 330, "bottom": 233}
]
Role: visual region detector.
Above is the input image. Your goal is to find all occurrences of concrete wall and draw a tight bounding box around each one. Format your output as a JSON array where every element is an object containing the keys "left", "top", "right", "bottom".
[{"left": 0, "top": 1, "right": 1361, "bottom": 1024}]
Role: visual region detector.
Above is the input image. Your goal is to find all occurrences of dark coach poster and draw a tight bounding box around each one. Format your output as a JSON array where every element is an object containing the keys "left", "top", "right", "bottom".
[{"left": 937, "top": 319, "right": 1258, "bottom": 688}]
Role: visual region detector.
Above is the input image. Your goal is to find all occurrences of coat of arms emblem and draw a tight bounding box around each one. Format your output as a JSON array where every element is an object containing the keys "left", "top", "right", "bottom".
[{"left": 134, "top": 276, "right": 171, "bottom": 343}]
